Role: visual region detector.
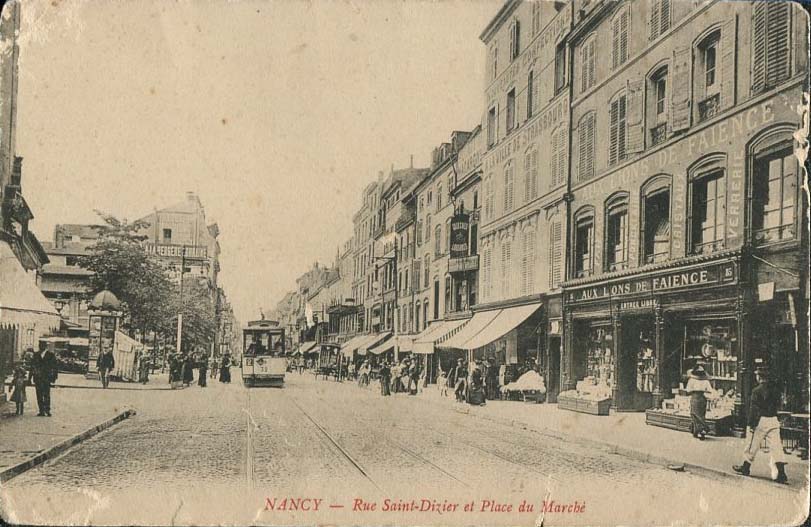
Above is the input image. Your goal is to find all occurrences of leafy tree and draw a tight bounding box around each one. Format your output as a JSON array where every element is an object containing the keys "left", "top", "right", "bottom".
[{"left": 173, "top": 276, "right": 217, "bottom": 353}]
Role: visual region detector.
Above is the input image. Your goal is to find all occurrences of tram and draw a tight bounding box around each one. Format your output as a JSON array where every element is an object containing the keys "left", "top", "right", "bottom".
[{"left": 242, "top": 318, "right": 287, "bottom": 387}]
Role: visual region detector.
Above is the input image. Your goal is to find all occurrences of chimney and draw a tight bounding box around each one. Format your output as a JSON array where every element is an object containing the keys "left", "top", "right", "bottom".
[
  {"left": 186, "top": 191, "right": 196, "bottom": 202},
  {"left": 410, "top": 154, "right": 413, "bottom": 169}
]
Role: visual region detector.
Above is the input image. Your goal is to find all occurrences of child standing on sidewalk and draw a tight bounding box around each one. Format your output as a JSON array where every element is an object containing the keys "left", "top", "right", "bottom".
[{"left": 9, "top": 366, "right": 27, "bottom": 415}]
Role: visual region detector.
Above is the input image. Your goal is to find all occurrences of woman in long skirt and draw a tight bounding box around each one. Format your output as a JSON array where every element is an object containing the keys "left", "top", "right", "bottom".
[
  {"left": 379, "top": 362, "right": 391, "bottom": 396},
  {"left": 220, "top": 355, "right": 232, "bottom": 383},
  {"left": 686, "top": 363, "right": 713, "bottom": 440}
]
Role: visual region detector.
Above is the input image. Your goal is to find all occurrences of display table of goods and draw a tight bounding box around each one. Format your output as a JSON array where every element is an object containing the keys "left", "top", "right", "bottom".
[
  {"left": 501, "top": 371, "right": 547, "bottom": 403},
  {"left": 557, "top": 378, "right": 612, "bottom": 415},
  {"left": 645, "top": 390, "right": 735, "bottom": 436}
]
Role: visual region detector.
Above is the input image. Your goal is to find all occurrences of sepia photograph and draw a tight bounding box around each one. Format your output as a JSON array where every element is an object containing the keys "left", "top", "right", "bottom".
[{"left": 0, "top": 0, "right": 808, "bottom": 525}]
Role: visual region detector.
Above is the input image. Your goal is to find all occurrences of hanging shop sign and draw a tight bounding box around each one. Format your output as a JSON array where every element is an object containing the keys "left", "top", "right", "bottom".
[
  {"left": 450, "top": 212, "right": 470, "bottom": 259},
  {"left": 566, "top": 261, "right": 737, "bottom": 304}
]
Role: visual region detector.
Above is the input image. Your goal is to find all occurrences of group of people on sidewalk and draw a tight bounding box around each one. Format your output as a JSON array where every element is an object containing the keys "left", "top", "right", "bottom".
[
  {"left": 375, "top": 357, "right": 424, "bottom": 396},
  {"left": 167, "top": 351, "right": 233, "bottom": 388}
]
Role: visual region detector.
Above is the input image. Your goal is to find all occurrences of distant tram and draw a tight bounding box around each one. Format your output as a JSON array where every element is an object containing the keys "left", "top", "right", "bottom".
[{"left": 242, "top": 318, "right": 287, "bottom": 387}]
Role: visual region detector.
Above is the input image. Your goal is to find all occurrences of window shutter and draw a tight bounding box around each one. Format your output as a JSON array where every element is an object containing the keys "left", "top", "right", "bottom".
[
  {"left": 531, "top": 148, "right": 539, "bottom": 199},
  {"left": 670, "top": 46, "right": 691, "bottom": 132},
  {"left": 587, "top": 39, "right": 596, "bottom": 90},
  {"left": 751, "top": 2, "right": 767, "bottom": 94},
  {"left": 579, "top": 114, "right": 595, "bottom": 181},
  {"left": 520, "top": 233, "right": 528, "bottom": 295},
  {"left": 515, "top": 21, "right": 521, "bottom": 57},
  {"left": 549, "top": 220, "right": 562, "bottom": 288},
  {"left": 719, "top": 17, "right": 737, "bottom": 110},
  {"left": 609, "top": 99, "right": 619, "bottom": 165},
  {"left": 765, "top": 2, "right": 791, "bottom": 90},
  {"left": 526, "top": 231, "right": 535, "bottom": 292},
  {"left": 550, "top": 131, "right": 560, "bottom": 189},
  {"left": 555, "top": 130, "right": 566, "bottom": 187},
  {"left": 620, "top": 9, "right": 629, "bottom": 65},
  {"left": 611, "top": 17, "right": 620, "bottom": 69},
  {"left": 524, "top": 152, "right": 532, "bottom": 203},
  {"left": 626, "top": 78, "right": 645, "bottom": 153},
  {"left": 649, "top": 0, "right": 660, "bottom": 40},
  {"left": 660, "top": 0, "right": 670, "bottom": 35}
]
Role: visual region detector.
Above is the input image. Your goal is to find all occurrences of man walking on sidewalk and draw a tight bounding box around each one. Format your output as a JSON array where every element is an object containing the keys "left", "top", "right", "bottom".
[
  {"left": 29, "top": 346, "right": 57, "bottom": 416},
  {"left": 733, "top": 366, "right": 789, "bottom": 484},
  {"left": 98, "top": 351, "right": 115, "bottom": 389}
]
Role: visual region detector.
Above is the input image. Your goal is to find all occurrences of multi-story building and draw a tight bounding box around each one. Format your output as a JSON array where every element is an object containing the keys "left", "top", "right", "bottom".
[
  {"left": 39, "top": 224, "right": 101, "bottom": 328},
  {"left": 0, "top": 0, "right": 60, "bottom": 391},
  {"left": 437, "top": 0, "right": 572, "bottom": 394},
  {"left": 560, "top": 0, "right": 808, "bottom": 433}
]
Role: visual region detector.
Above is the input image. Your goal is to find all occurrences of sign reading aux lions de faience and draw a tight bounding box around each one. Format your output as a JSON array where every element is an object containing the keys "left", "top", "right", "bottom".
[{"left": 566, "top": 261, "right": 738, "bottom": 304}]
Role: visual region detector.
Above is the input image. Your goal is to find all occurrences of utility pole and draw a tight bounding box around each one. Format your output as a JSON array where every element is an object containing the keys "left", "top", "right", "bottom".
[{"left": 176, "top": 245, "right": 186, "bottom": 355}]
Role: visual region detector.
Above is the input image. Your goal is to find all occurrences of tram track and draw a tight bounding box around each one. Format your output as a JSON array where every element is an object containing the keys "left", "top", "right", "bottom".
[{"left": 281, "top": 388, "right": 470, "bottom": 492}]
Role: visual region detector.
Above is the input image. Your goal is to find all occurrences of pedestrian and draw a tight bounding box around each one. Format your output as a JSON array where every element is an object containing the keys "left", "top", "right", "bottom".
[
  {"left": 408, "top": 359, "right": 419, "bottom": 395},
  {"left": 29, "top": 346, "right": 57, "bottom": 416},
  {"left": 138, "top": 353, "right": 150, "bottom": 384},
  {"left": 685, "top": 363, "right": 712, "bottom": 440},
  {"left": 198, "top": 357, "right": 208, "bottom": 387},
  {"left": 454, "top": 358, "right": 468, "bottom": 403},
  {"left": 379, "top": 361, "right": 391, "bottom": 396},
  {"left": 182, "top": 354, "right": 194, "bottom": 386},
  {"left": 9, "top": 365, "right": 28, "bottom": 415},
  {"left": 98, "top": 350, "right": 115, "bottom": 389},
  {"left": 733, "top": 366, "right": 789, "bottom": 484},
  {"left": 469, "top": 361, "right": 486, "bottom": 406},
  {"left": 210, "top": 356, "right": 218, "bottom": 379},
  {"left": 437, "top": 365, "right": 448, "bottom": 397},
  {"left": 220, "top": 354, "right": 232, "bottom": 383},
  {"left": 486, "top": 358, "right": 499, "bottom": 400}
]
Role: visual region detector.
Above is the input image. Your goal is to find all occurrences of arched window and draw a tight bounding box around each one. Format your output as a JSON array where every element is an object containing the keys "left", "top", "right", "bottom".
[
  {"left": 641, "top": 175, "right": 672, "bottom": 264},
  {"left": 695, "top": 29, "right": 722, "bottom": 122},
  {"left": 573, "top": 207, "right": 595, "bottom": 278},
  {"left": 604, "top": 193, "right": 630, "bottom": 272},
  {"left": 577, "top": 112, "right": 596, "bottom": 181},
  {"left": 749, "top": 127, "right": 797, "bottom": 244},
  {"left": 688, "top": 155, "right": 727, "bottom": 255},
  {"left": 415, "top": 301, "right": 421, "bottom": 332},
  {"left": 444, "top": 275, "right": 452, "bottom": 314}
]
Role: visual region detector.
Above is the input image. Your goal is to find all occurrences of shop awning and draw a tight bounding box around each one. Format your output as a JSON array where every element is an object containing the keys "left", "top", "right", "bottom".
[
  {"left": 396, "top": 335, "right": 414, "bottom": 353},
  {"left": 457, "top": 303, "right": 542, "bottom": 351},
  {"left": 0, "top": 241, "right": 61, "bottom": 331},
  {"left": 413, "top": 319, "right": 469, "bottom": 354},
  {"left": 435, "top": 309, "right": 501, "bottom": 350},
  {"left": 69, "top": 337, "right": 89, "bottom": 347},
  {"left": 361, "top": 332, "right": 392, "bottom": 355},
  {"left": 340, "top": 334, "right": 368, "bottom": 357},
  {"left": 298, "top": 341, "right": 318, "bottom": 355}
]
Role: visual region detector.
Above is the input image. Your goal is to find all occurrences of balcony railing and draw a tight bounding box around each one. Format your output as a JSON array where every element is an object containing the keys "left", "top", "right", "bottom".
[
  {"left": 692, "top": 239, "right": 725, "bottom": 255},
  {"left": 754, "top": 225, "right": 795, "bottom": 244},
  {"left": 698, "top": 94, "right": 720, "bottom": 122},
  {"left": 643, "top": 251, "right": 670, "bottom": 265}
]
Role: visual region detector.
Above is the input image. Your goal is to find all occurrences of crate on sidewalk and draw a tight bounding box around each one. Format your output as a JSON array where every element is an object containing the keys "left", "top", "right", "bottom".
[
  {"left": 558, "top": 393, "right": 611, "bottom": 415},
  {"left": 645, "top": 409, "right": 733, "bottom": 436}
]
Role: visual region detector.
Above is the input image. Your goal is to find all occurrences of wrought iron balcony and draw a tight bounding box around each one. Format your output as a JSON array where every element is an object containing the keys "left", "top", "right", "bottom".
[{"left": 698, "top": 94, "right": 720, "bottom": 122}]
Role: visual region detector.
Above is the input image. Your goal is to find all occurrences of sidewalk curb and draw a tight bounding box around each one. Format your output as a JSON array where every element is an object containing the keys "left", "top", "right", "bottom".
[
  {"left": 444, "top": 400, "right": 797, "bottom": 491},
  {"left": 0, "top": 408, "right": 136, "bottom": 483}
]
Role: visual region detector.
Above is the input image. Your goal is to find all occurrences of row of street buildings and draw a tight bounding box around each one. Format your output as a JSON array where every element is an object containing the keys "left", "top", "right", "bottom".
[
  {"left": 272, "top": 0, "right": 808, "bottom": 437},
  {"left": 0, "top": 1, "right": 238, "bottom": 390}
]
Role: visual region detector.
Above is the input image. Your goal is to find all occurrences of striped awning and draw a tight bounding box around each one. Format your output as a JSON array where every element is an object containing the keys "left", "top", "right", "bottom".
[{"left": 413, "top": 319, "right": 469, "bottom": 354}]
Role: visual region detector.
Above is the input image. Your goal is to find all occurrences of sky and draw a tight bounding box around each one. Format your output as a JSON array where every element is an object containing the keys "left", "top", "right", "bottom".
[{"left": 16, "top": 0, "right": 497, "bottom": 323}]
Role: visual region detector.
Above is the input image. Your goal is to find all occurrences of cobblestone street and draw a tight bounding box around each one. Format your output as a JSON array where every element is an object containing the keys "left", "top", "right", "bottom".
[{"left": 1, "top": 372, "right": 805, "bottom": 526}]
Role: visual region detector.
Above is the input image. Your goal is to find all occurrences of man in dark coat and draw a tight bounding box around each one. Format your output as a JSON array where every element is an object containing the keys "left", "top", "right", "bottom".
[
  {"left": 182, "top": 354, "right": 194, "bottom": 386},
  {"left": 97, "top": 350, "right": 115, "bottom": 389},
  {"left": 198, "top": 355, "right": 208, "bottom": 387},
  {"left": 733, "top": 366, "right": 789, "bottom": 483},
  {"left": 29, "top": 346, "right": 58, "bottom": 416}
]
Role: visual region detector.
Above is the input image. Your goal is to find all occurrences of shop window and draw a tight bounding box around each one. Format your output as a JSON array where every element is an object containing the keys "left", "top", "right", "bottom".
[
  {"left": 648, "top": 66, "right": 669, "bottom": 146},
  {"left": 579, "top": 34, "right": 596, "bottom": 94},
  {"left": 573, "top": 210, "right": 594, "bottom": 278},
  {"left": 506, "top": 89, "right": 516, "bottom": 133},
  {"left": 163, "top": 228, "right": 172, "bottom": 241},
  {"left": 527, "top": 70, "right": 535, "bottom": 119},
  {"left": 587, "top": 326, "right": 614, "bottom": 390},
  {"left": 752, "top": 1, "right": 791, "bottom": 95},
  {"left": 752, "top": 144, "right": 797, "bottom": 244},
  {"left": 636, "top": 329, "right": 656, "bottom": 394},
  {"left": 504, "top": 162, "right": 515, "bottom": 213},
  {"left": 682, "top": 321, "right": 738, "bottom": 412},
  {"left": 696, "top": 31, "right": 721, "bottom": 122},
  {"left": 689, "top": 170, "right": 726, "bottom": 255},
  {"left": 611, "top": 6, "right": 630, "bottom": 70},
  {"left": 524, "top": 147, "right": 538, "bottom": 202},
  {"left": 649, "top": 0, "right": 671, "bottom": 41},
  {"left": 577, "top": 113, "right": 596, "bottom": 182},
  {"left": 642, "top": 179, "right": 671, "bottom": 264},
  {"left": 609, "top": 91, "right": 627, "bottom": 166},
  {"left": 604, "top": 195, "right": 629, "bottom": 272}
]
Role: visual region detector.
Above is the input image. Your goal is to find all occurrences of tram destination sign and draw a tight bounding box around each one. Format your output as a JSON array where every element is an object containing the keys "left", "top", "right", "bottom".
[{"left": 566, "top": 261, "right": 737, "bottom": 304}]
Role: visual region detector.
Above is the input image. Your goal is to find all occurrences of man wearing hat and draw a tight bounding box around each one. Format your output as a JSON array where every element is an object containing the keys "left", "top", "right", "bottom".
[{"left": 733, "top": 365, "right": 788, "bottom": 484}]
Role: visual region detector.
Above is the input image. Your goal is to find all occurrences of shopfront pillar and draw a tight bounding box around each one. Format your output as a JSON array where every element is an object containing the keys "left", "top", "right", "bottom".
[
  {"left": 733, "top": 292, "right": 752, "bottom": 438},
  {"left": 611, "top": 311, "right": 623, "bottom": 409},
  {"left": 652, "top": 304, "right": 665, "bottom": 409},
  {"left": 561, "top": 311, "right": 576, "bottom": 392}
]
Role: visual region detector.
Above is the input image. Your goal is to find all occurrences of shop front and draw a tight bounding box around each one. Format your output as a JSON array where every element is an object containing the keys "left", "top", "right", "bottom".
[{"left": 562, "top": 255, "right": 743, "bottom": 429}]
